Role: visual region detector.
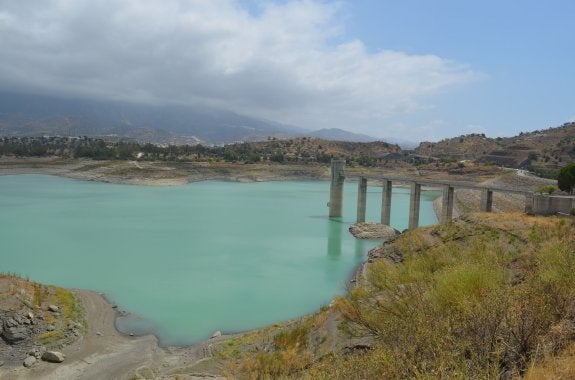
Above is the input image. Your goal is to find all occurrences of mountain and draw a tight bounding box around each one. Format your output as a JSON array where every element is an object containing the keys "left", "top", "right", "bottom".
[
  {"left": 306, "top": 128, "right": 377, "bottom": 142},
  {"left": 305, "top": 128, "right": 417, "bottom": 149},
  {"left": 240, "top": 137, "right": 401, "bottom": 161},
  {"left": 415, "top": 123, "right": 575, "bottom": 170},
  {"left": 0, "top": 92, "right": 306, "bottom": 144}
]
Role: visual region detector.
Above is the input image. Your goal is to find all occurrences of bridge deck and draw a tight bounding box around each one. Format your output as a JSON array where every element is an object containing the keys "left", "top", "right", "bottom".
[{"left": 361, "top": 175, "right": 532, "bottom": 195}]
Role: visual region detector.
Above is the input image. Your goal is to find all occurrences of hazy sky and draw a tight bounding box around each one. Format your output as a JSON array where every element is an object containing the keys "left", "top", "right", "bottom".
[{"left": 0, "top": 0, "right": 573, "bottom": 141}]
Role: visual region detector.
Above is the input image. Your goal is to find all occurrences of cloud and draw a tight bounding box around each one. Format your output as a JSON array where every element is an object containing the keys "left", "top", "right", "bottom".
[{"left": 0, "top": 0, "right": 480, "bottom": 137}]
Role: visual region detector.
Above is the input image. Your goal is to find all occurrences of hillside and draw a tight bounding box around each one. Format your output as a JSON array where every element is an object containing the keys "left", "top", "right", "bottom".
[
  {"left": 0, "top": 274, "right": 84, "bottom": 369},
  {"left": 306, "top": 128, "right": 377, "bottom": 143},
  {"left": 220, "top": 213, "right": 575, "bottom": 379},
  {"left": 416, "top": 122, "right": 575, "bottom": 172},
  {"left": 236, "top": 137, "right": 402, "bottom": 164}
]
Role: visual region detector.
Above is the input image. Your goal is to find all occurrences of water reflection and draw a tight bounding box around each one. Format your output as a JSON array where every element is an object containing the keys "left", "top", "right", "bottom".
[
  {"left": 355, "top": 238, "right": 368, "bottom": 258},
  {"left": 327, "top": 219, "right": 343, "bottom": 258}
]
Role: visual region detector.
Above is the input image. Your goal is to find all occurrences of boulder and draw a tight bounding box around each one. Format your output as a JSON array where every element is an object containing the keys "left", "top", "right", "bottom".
[
  {"left": 349, "top": 222, "right": 400, "bottom": 240},
  {"left": 6, "top": 318, "right": 18, "bottom": 327},
  {"left": 23, "top": 356, "right": 36, "bottom": 368},
  {"left": 48, "top": 305, "right": 59, "bottom": 312},
  {"left": 42, "top": 351, "right": 65, "bottom": 363},
  {"left": 28, "top": 346, "right": 46, "bottom": 358},
  {"left": 211, "top": 330, "right": 222, "bottom": 339},
  {"left": 2, "top": 326, "right": 28, "bottom": 343}
]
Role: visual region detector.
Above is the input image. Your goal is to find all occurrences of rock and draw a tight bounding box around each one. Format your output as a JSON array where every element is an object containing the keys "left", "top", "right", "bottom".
[
  {"left": 46, "top": 325, "right": 55, "bottom": 331},
  {"left": 2, "top": 326, "right": 28, "bottom": 343},
  {"left": 28, "top": 346, "right": 46, "bottom": 358},
  {"left": 96, "top": 331, "right": 102, "bottom": 336},
  {"left": 68, "top": 321, "right": 80, "bottom": 328},
  {"left": 6, "top": 318, "right": 18, "bottom": 327},
  {"left": 211, "top": 330, "right": 222, "bottom": 339},
  {"left": 27, "top": 312, "right": 34, "bottom": 320},
  {"left": 42, "top": 351, "right": 65, "bottom": 363},
  {"left": 23, "top": 356, "right": 36, "bottom": 367},
  {"left": 0, "top": 360, "right": 4, "bottom": 367},
  {"left": 48, "top": 305, "right": 59, "bottom": 312},
  {"left": 349, "top": 222, "right": 400, "bottom": 240}
]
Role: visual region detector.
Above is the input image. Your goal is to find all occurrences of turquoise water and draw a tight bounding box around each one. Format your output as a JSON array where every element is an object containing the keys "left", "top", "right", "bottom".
[{"left": 0, "top": 175, "right": 439, "bottom": 345}]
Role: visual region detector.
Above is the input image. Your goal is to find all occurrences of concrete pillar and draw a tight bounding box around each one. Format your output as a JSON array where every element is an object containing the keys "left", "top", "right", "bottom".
[
  {"left": 381, "top": 179, "right": 392, "bottom": 225},
  {"left": 524, "top": 193, "right": 534, "bottom": 214},
  {"left": 329, "top": 159, "right": 346, "bottom": 218},
  {"left": 356, "top": 177, "right": 367, "bottom": 223},
  {"left": 409, "top": 182, "right": 421, "bottom": 229},
  {"left": 441, "top": 185, "right": 454, "bottom": 222},
  {"left": 480, "top": 188, "right": 493, "bottom": 212}
]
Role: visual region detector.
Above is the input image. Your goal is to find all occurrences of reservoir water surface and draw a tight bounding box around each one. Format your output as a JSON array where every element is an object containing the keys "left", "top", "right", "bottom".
[{"left": 0, "top": 175, "right": 439, "bottom": 345}]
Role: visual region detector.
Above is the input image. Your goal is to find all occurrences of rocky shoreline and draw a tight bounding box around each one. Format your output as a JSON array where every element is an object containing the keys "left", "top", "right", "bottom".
[{"left": 1, "top": 286, "right": 232, "bottom": 379}]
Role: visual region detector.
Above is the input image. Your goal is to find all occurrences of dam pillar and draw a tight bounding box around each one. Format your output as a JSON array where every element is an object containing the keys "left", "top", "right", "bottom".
[
  {"left": 441, "top": 185, "right": 454, "bottom": 222},
  {"left": 329, "top": 159, "right": 346, "bottom": 218},
  {"left": 480, "top": 188, "right": 493, "bottom": 212},
  {"left": 409, "top": 182, "right": 421, "bottom": 229},
  {"left": 356, "top": 177, "right": 368, "bottom": 223},
  {"left": 524, "top": 192, "right": 534, "bottom": 214},
  {"left": 381, "top": 179, "right": 392, "bottom": 225}
]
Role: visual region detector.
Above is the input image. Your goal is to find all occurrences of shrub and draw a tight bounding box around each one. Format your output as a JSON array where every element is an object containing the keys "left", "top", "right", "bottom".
[
  {"left": 536, "top": 185, "right": 557, "bottom": 194},
  {"left": 558, "top": 162, "right": 575, "bottom": 194}
]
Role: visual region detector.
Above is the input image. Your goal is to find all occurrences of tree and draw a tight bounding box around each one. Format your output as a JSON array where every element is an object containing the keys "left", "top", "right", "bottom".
[{"left": 557, "top": 162, "right": 575, "bottom": 194}]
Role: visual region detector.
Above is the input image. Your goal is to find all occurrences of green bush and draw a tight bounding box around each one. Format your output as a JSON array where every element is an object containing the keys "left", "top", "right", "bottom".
[{"left": 536, "top": 185, "right": 557, "bottom": 194}]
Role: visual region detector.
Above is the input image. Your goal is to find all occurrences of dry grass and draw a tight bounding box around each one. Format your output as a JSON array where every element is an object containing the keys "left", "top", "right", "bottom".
[
  {"left": 525, "top": 343, "right": 575, "bottom": 380},
  {"left": 228, "top": 214, "right": 575, "bottom": 379}
]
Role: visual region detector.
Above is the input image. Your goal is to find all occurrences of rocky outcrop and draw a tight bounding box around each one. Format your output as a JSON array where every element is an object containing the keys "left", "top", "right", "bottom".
[
  {"left": 349, "top": 222, "right": 400, "bottom": 240},
  {"left": 0, "top": 277, "right": 84, "bottom": 370},
  {"left": 2, "top": 326, "right": 28, "bottom": 343}
]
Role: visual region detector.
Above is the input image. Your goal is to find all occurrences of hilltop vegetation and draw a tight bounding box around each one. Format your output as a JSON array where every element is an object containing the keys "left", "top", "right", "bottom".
[
  {"left": 416, "top": 122, "right": 575, "bottom": 176},
  {"left": 217, "top": 213, "right": 575, "bottom": 379},
  {"left": 2, "top": 122, "right": 575, "bottom": 179},
  {"left": 0, "top": 136, "right": 400, "bottom": 167}
]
